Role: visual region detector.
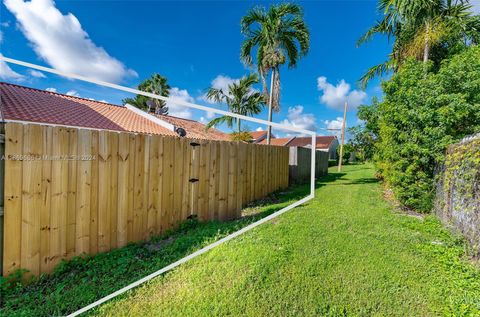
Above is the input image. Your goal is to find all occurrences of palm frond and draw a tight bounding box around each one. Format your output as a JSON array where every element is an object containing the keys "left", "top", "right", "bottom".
[{"left": 359, "top": 59, "right": 396, "bottom": 89}]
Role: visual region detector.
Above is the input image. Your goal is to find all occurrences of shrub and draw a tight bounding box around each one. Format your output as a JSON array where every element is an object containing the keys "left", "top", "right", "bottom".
[
  {"left": 375, "top": 46, "right": 480, "bottom": 212},
  {"left": 230, "top": 131, "right": 253, "bottom": 142}
]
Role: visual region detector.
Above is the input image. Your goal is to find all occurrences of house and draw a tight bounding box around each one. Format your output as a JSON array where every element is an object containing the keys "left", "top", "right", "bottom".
[
  {"left": 259, "top": 135, "right": 339, "bottom": 160},
  {"left": 248, "top": 130, "right": 272, "bottom": 143},
  {"left": 0, "top": 82, "right": 229, "bottom": 141}
]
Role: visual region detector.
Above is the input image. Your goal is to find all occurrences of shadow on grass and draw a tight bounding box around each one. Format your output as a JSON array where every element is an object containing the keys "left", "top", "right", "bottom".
[
  {"left": 324, "top": 177, "right": 379, "bottom": 186},
  {"left": 0, "top": 183, "right": 310, "bottom": 317}
]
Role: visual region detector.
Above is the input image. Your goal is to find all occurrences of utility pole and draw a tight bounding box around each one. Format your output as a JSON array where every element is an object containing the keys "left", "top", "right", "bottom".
[{"left": 337, "top": 101, "right": 348, "bottom": 172}]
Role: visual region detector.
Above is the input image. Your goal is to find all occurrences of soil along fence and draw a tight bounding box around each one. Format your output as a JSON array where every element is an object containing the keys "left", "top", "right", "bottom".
[
  {"left": 2, "top": 122, "right": 289, "bottom": 276},
  {"left": 289, "top": 147, "right": 329, "bottom": 184},
  {"left": 435, "top": 133, "right": 480, "bottom": 255}
]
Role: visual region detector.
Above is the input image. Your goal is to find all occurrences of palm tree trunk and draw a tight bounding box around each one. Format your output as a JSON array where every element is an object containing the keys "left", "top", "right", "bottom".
[
  {"left": 237, "top": 118, "right": 241, "bottom": 132},
  {"left": 266, "top": 68, "right": 276, "bottom": 145},
  {"left": 272, "top": 67, "right": 281, "bottom": 111},
  {"left": 259, "top": 68, "right": 269, "bottom": 98},
  {"left": 423, "top": 21, "right": 430, "bottom": 75}
]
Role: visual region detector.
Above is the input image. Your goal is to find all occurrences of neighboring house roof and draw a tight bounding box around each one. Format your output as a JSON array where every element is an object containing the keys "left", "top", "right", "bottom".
[
  {"left": 154, "top": 114, "right": 229, "bottom": 141},
  {"left": 0, "top": 82, "right": 228, "bottom": 141},
  {"left": 288, "top": 136, "right": 338, "bottom": 150},
  {"left": 258, "top": 137, "right": 294, "bottom": 146},
  {"left": 259, "top": 135, "right": 338, "bottom": 149},
  {"left": 249, "top": 130, "right": 267, "bottom": 141}
]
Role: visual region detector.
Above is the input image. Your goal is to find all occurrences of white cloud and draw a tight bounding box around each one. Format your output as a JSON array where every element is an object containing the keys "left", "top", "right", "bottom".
[
  {"left": 45, "top": 87, "right": 57, "bottom": 92},
  {"left": 256, "top": 127, "right": 263, "bottom": 131},
  {"left": 28, "top": 69, "right": 46, "bottom": 78},
  {"left": 317, "top": 76, "right": 367, "bottom": 110},
  {"left": 279, "top": 105, "right": 317, "bottom": 135},
  {"left": 199, "top": 116, "right": 208, "bottom": 124},
  {"left": 66, "top": 89, "right": 80, "bottom": 97},
  {"left": 4, "top": 0, "right": 136, "bottom": 83},
  {"left": 0, "top": 55, "right": 25, "bottom": 81},
  {"left": 323, "top": 117, "right": 345, "bottom": 138},
  {"left": 1, "top": 21, "right": 10, "bottom": 27},
  {"left": 166, "top": 87, "right": 193, "bottom": 119}
]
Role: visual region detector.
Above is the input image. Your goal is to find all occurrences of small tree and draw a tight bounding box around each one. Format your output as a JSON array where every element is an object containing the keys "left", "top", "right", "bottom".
[
  {"left": 123, "top": 73, "right": 170, "bottom": 114},
  {"left": 205, "top": 73, "right": 265, "bottom": 132}
]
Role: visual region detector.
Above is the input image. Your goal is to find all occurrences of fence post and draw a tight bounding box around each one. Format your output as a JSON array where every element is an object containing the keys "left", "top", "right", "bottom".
[{"left": 0, "top": 123, "right": 4, "bottom": 276}]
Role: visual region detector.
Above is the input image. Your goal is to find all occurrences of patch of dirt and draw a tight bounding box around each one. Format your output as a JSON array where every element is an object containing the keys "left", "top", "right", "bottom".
[
  {"left": 383, "top": 186, "right": 425, "bottom": 220},
  {"left": 145, "top": 236, "right": 175, "bottom": 252}
]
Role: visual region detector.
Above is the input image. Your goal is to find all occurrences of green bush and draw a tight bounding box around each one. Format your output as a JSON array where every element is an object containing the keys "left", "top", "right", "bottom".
[{"left": 375, "top": 46, "right": 480, "bottom": 212}]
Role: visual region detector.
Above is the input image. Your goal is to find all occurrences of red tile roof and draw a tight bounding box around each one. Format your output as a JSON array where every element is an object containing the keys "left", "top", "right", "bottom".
[
  {"left": 155, "top": 114, "right": 229, "bottom": 141},
  {"left": 249, "top": 130, "right": 267, "bottom": 140},
  {"left": 288, "top": 136, "right": 337, "bottom": 149},
  {"left": 258, "top": 137, "right": 294, "bottom": 146},
  {"left": 259, "top": 136, "right": 337, "bottom": 149},
  {"left": 0, "top": 82, "right": 228, "bottom": 141}
]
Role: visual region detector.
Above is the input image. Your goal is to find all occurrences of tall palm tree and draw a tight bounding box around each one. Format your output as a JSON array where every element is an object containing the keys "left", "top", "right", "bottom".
[
  {"left": 358, "top": 0, "right": 479, "bottom": 87},
  {"left": 240, "top": 3, "right": 310, "bottom": 144},
  {"left": 123, "top": 73, "right": 171, "bottom": 114},
  {"left": 205, "top": 73, "right": 265, "bottom": 132}
]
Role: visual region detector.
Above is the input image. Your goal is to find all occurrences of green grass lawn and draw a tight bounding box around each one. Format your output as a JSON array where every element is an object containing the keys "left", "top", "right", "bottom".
[
  {"left": 94, "top": 164, "right": 480, "bottom": 317},
  {"left": 2, "top": 164, "right": 479, "bottom": 316}
]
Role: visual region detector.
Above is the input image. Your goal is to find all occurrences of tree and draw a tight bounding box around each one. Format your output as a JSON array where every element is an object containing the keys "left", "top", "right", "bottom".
[
  {"left": 358, "top": 0, "right": 480, "bottom": 87},
  {"left": 205, "top": 73, "right": 265, "bottom": 132},
  {"left": 374, "top": 46, "right": 480, "bottom": 212},
  {"left": 123, "top": 73, "right": 171, "bottom": 114},
  {"left": 240, "top": 3, "right": 310, "bottom": 143}
]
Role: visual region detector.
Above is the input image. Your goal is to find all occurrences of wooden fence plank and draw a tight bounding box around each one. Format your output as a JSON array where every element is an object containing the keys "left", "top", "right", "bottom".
[
  {"left": 110, "top": 132, "right": 119, "bottom": 247},
  {"left": 21, "top": 124, "right": 43, "bottom": 276},
  {"left": 173, "top": 138, "right": 185, "bottom": 225},
  {"left": 40, "top": 126, "right": 52, "bottom": 273},
  {"left": 181, "top": 139, "right": 191, "bottom": 221},
  {"left": 75, "top": 129, "right": 92, "bottom": 255},
  {"left": 162, "top": 137, "right": 174, "bottom": 230},
  {"left": 3, "top": 123, "right": 24, "bottom": 275},
  {"left": 147, "top": 136, "right": 160, "bottom": 237},
  {"left": 132, "top": 134, "right": 144, "bottom": 242},
  {"left": 66, "top": 128, "right": 77, "bottom": 259},
  {"left": 98, "top": 131, "right": 111, "bottom": 252},
  {"left": 127, "top": 134, "right": 136, "bottom": 242},
  {"left": 190, "top": 141, "right": 199, "bottom": 219},
  {"left": 197, "top": 141, "right": 208, "bottom": 221},
  {"left": 207, "top": 142, "right": 218, "bottom": 220},
  {"left": 117, "top": 133, "right": 129, "bottom": 247},
  {"left": 218, "top": 142, "right": 228, "bottom": 220},
  {"left": 89, "top": 131, "right": 99, "bottom": 255},
  {"left": 156, "top": 137, "right": 164, "bottom": 234},
  {"left": 141, "top": 135, "right": 150, "bottom": 240},
  {"left": 227, "top": 142, "right": 237, "bottom": 219},
  {"left": 49, "top": 127, "right": 69, "bottom": 270}
]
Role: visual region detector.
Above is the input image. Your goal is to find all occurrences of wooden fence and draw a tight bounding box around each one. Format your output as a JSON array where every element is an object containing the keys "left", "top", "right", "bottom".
[{"left": 2, "top": 122, "right": 289, "bottom": 276}]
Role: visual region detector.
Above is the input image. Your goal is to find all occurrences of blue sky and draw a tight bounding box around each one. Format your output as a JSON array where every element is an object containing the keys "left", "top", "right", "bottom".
[{"left": 1, "top": 0, "right": 396, "bottom": 136}]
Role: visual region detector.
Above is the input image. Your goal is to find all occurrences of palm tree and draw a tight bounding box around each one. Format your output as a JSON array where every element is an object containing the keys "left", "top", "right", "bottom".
[
  {"left": 123, "top": 73, "right": 171, "bottom": 114},
  {"left": 205, "top": 73, "right": 265, "bottom": 132},
  {"left": 358, "top": 0, "right": 479, "bottom": 87},
  {"left": 240, "top": 3, "right": 310, "bottom": 144}
]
